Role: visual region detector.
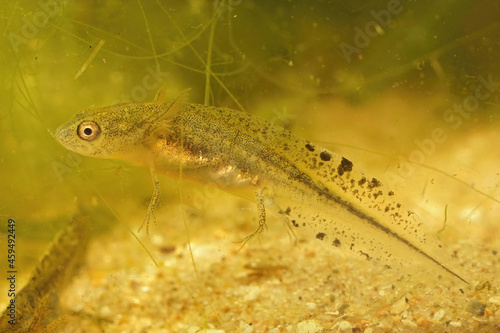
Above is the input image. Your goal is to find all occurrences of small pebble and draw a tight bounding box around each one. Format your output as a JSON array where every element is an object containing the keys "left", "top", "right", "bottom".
[
  {"left": 243, "top": 285, "right": 261, "bottom": 302},
  {"left": 489, "top": 296, "right": 500, "bottom": 305},
  {"left": 296, "top": 320, "right": 322, "bottom": 333},
  {"left": 151, "top": 234, "right": 164, "bottom": 246},
  {"left": 306, "top": 302, "right": 317, "bottom": 310},
  {"left": 390, "top": 295, "right": 409, "bottom": 314},
  {"left": 402, "top": 319, "right": 417, "bottom": 328},
  {"left": 99, "top": 305, "right": 112, "bottom": 317},
  {"left": 242, "top": 325, "right": 254, "bottom": 333},
  {"left": 432, "top": 309, "right": 446, "bottom": 321},
  {"left": 449, "top": 321, "right": 462, "bottom": 327},
  {"left": 338, "top": 321, "right": 353, "bottom": 333}
]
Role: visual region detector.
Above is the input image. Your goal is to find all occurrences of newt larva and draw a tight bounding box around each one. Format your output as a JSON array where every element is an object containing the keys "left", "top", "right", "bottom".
[
  {"left": 55, "top": 89, "right": 468, "bottom": 284},
  {"left": 0, "top": 212, "right": 91, "bottom": 331}
]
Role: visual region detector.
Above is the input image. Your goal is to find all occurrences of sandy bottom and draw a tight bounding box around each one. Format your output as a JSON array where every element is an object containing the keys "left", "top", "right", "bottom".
[{"left": 58, "top": 206, "right": 500, "bottom": 333}]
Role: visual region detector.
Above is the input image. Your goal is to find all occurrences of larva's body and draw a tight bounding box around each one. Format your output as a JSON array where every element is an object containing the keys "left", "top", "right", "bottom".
[
  {"left": 55, "top": 90, "right": 467, "bottom": 283},
  {"left": 0, "top": 213, "right": 90, "bottom": 331}
]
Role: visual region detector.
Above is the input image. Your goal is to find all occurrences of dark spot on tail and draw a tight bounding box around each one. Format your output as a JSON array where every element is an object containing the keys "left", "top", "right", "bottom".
[
  {"left": 368, "top": 178, "right": 382, "bottom": 189},
  {"left": 360, "top": 251, "right": 372, "bottom": 261},
  {"left": 305, "top": 143, "right": 315, "bottom": 152},
  {"left": 333, "top": 238, "right": 341, "bottom": 247},
  {"left": 337, "top": 157, "right": 353, "bottom": 176},
  {"left": 320, "top": 151, "right": 331, "bottom": 161},
  {"left": 316, "top": 232, "right": 326, "bottom": 240}
]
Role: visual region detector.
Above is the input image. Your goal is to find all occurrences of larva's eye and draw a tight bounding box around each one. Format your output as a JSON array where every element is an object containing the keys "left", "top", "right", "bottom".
[{"left": 77, "top": 121, "right": 101, "bottom": 141}]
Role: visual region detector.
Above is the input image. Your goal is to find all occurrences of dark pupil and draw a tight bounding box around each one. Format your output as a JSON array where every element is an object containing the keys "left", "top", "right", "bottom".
[{"left": 84, "top": 127, "right": 93, "bottom": 135}]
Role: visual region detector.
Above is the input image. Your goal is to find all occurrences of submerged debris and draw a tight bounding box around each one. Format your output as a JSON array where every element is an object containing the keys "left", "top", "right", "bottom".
[{"left": 466, "top": 298, "right": 487, "bottom": 316}]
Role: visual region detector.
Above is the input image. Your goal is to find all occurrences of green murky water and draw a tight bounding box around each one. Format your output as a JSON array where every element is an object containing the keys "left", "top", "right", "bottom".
[{"left": 1, "top": 1, "right": 499, "bottom": 332}]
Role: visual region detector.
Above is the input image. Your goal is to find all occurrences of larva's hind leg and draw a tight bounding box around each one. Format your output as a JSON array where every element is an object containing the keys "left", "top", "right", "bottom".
[
  {"left": 238, "top": 189, "right": 268, "bottom": 249},
  {"left": 238, "top": 188, "right": 297, "bottom": 249}
]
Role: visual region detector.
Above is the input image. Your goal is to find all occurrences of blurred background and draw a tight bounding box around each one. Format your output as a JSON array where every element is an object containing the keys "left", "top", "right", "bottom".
[{"left": 1, "top": 0, "right": 499, "bottom": 331}]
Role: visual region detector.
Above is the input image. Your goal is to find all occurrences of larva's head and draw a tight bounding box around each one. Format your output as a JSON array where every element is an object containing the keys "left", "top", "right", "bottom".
[{"left": 55, "top": 102, "right": 164, "bottom": 159}]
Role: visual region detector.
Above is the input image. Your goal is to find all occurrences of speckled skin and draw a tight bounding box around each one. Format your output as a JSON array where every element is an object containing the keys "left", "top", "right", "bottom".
[
  {"left": 0, "top": 213, "right": 90, "bottom": 331},
  {"left": 55, "top": 91, "right": 467, "bottom": 284}
]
